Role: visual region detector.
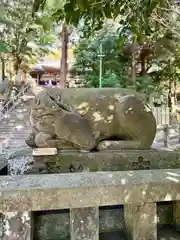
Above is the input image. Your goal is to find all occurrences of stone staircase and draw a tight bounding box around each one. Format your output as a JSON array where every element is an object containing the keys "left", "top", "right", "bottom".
[
  {"left": 0, "top": 102, "right": 30, "bottom": 154},
  {"left": 0, "top": 86, "right": 34, "bottom": 173}
]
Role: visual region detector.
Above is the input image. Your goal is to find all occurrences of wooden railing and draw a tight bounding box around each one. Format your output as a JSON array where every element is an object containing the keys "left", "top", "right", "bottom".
[
  {"left": 1, "top": 169, "right": 180, "bottom": 239},
  {"left": 0, "top": 83, "right": 30, "bottom": 121}
]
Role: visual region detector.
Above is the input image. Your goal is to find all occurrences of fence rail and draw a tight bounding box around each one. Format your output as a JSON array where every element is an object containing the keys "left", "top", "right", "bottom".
[
  {"left": 152, "top": 106, "right": 170, "bottom": 126},
  {"left": 0, "top": 169, "right": 180, "bottom": 239}
]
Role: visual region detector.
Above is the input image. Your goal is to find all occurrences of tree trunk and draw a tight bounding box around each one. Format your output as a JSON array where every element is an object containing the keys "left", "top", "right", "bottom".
[
  {"left": 131, "top": 37, "right": 136, "bottom": 86},
  {"left": 172, "top": 79, "right": 177, "bottom": 109},
  {"left": 167, "top": 59, "right": 177, "bottom": 125},
  {"left": 168, "top": 79, "right": 172, "bottom": 108},
  {"left": 60, "top": 24, "right": 68, "bottom": 88},
  {"left": 168, "top": 79, "right": 177, "bottom": 124},
  {"left": 13, "top": 57, "right": 22, "bottom": 76},
  {"left": 1, "top": 57, "right": 5, "bottom": 81},
  {"left": 140, "top": 56, "right": 146, "bottom": 76}
]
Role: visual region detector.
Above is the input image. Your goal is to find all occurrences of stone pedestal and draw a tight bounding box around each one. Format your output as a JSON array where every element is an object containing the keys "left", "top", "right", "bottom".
[
  {"left": 35, "top": 207, "right": 125, "bottom": 239},
  {"left": 28, "top": 150, "right": 180, "bottom": 174},
  {"left": 7, "top": 149, "right": 178, "bottom": 239},
  {"left": 124, "top": 203, "right": 157, "bottom": 240},
  {"left": 3, "top": 149, "right": 34, "bottom": 240},
  {"left": 70, "top": 207, "right": 99, "bottom": 240}
]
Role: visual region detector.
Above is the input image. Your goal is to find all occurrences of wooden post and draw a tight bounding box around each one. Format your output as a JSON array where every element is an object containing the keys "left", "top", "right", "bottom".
[
  {"left": 24, "top": 71, "right": 27, "bottom": 84},
  {"left": 163, "top": 124, "right": 169, "bottom": 147},
  {"left": 124, "top": 203, "right": 157, "bottom": 240},
  {"left": 70, "top": 207, "right": 99, "bottom": 240}
]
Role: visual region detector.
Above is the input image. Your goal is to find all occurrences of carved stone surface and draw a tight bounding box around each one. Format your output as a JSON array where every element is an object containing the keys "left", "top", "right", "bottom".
[
  {"left": 26, "top": 150, "right": 180, "bottom": 174},
  {"left": 6, "top": 149, "right": 178, "bottom": 239},
  {"left": 157, "top": 202, "right": 173, "bottom": 225},
  {"left": 124, "top": 203, "right": 157, "bottom": 240},
  {"left": 34, "top": 203, "right": 174, "bottom": 240},
  {"left": 35, "top": 208, "right": 125, "bottom": 239},
  {"left": 2, "top": 169, "right": 180, "bottom": 211},
  {"left": 173, "top": 201, "right": 180, "bottom": 230},
  {"left": 70, "top": 207, "right": 99, "bottom": 240},
  {"left": 3, "top": 150, "right": 34, "bottom": 240},
  {"left": 26, "top": 88, "right": 156, "bottom": 150},
  {"left": 2, "top": 211, "right": 33, "bottom": 240},
  {"left": 97, "top": 140, "right": 141, "bottom": 150}
]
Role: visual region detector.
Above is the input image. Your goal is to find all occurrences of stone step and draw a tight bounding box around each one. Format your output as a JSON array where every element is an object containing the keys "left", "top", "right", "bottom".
[{"left": 0, "top": 131, "right": 29, "bottom": 135}]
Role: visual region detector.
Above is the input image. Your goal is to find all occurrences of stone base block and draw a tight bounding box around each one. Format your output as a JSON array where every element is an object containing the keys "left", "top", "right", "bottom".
[
  {"left": 28, "top": 150, "right": 180, "bottom": 174},
  {"left": 1, "top": 211, "right": 34, "bottom": 240},
  {"left": 70, "top": 207, "right": 99, "bottom": 240},
  {"left": 173, "top": 201, "right": 180, "bottom": 230},
  {"left": 97, "top": 140, "right": 141, "bottom": 150},
  {"left": 34, "top": 203, "right": 173, "bottom": 240},
  {"left": 157, "top": 202, "right": 173, "bottom": 225},
  {"left": 124, "top": 203, "right": 157, "bottom": 240},
  {"left": 35, "top": 207, "right": 125, "bottom": 239}
]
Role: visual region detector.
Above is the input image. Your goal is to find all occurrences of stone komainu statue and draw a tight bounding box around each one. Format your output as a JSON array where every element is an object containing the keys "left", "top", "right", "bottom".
[{"left": 26, "top": 88, "right": 157, "bottom": 151}]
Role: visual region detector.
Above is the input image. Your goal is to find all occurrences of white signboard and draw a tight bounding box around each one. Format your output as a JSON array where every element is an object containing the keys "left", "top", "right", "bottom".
[{"left": 32, "top": 148, "right": 57, "bottom": 156}]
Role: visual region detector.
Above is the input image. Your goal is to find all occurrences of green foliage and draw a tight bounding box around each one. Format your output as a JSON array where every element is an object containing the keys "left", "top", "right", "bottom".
[
  {"left": 0, "top": 0, "right": 58, "bottom": 73},
  {"left": 32, "top": 0, "right": 171, "bottom": 33},
  {"left": 73, "top": 23, "right": 163, "bottom": 94},
  {"left": 80, "top": 70, "right": 129, "bottom": 88},
  {"left": 0, "top": 6, "right": 14, "bottom": 53},
  {"left": 135, "top": 76, "right": 161, "bottom": 95},
  {"left": 0, "top": 6, "right": 14, "bottom": 25},
  {"left": 72, "top": 26, "right": 130, "bottom": 88},
  {"left": 0, "top": 41, "right": 8, "bottom": 53},
  {"left": 32, "top": 0, "right": 180, "bottom": 102}
]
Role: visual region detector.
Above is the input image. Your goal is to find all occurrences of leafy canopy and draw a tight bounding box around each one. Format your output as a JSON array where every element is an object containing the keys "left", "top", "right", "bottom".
[{"left": 0, "top": 0, "right": 58, "bottom": 72}]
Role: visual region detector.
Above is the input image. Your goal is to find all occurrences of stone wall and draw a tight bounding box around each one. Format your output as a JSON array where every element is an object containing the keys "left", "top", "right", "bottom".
[{"left": 3, "top": 149, "right": 180, "bottom": 239}]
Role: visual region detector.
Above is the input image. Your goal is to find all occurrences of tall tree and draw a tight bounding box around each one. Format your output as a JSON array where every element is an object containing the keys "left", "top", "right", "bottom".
[
  {"left": 32, "top": 0, "right": 174, "bottom": 87},
  {"left": 0, "top": 0, "right": 57, "bottom": 79},
  {"left": 33, "top": 0, "right": 72, "bottom": 88}
]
